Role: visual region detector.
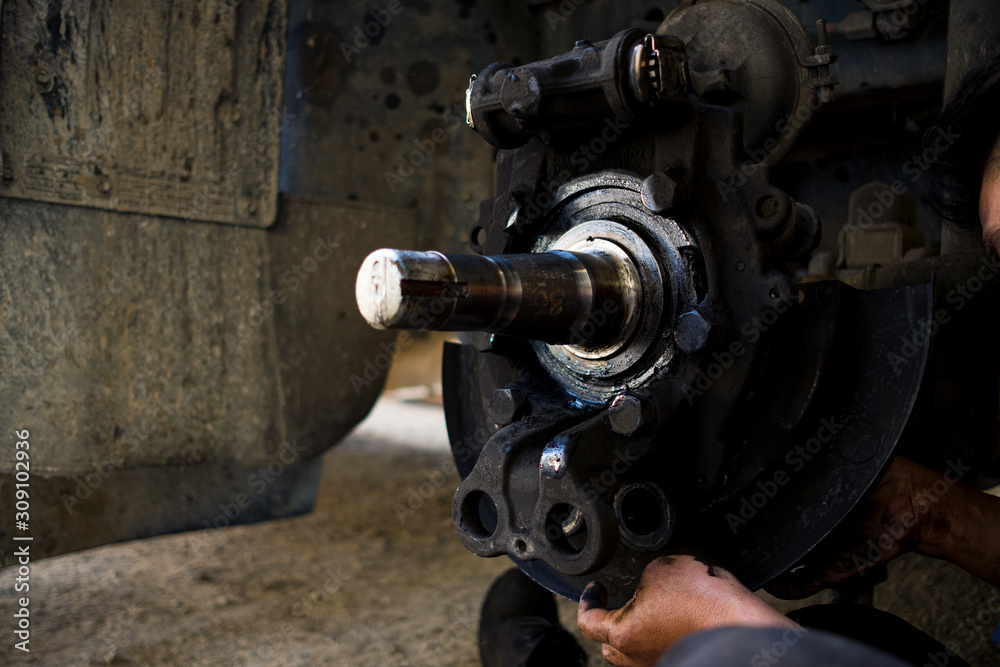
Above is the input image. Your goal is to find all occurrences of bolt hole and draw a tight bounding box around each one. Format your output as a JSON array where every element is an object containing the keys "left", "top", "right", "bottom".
[
  {"left": 769, "top": 288, "right": 780, "bottom": 299},
  {"left": 471, "top": 226, "right": 486, "bottom": 247},
  {"left": 514, "top": 539, "right": 527, "bottom": 553},
  {"left": 615, "top": 483, "right": 674, "bottom": 551},
  {"left": 756, "top": 195, "right": 780, "bottom": 219},
  {"left": 461, "top": 490, "right": 498, "bottom": 539},
  {"left": 545, "top": 503, "right": 587, "bottom": 555},
  {"left": 619, "top": 486, "right": 662, "bottom": 537}
]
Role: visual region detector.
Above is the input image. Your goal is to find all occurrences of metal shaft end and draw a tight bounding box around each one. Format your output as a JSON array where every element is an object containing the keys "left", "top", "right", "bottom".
[{"left": 355, "top": 248, "right": 453, "bottom": 330}]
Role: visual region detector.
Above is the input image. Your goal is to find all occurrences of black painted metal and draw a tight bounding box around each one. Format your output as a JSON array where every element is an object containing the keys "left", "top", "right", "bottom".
[{"left": 441, "top": 21, "right": 938, "bottom": 603}]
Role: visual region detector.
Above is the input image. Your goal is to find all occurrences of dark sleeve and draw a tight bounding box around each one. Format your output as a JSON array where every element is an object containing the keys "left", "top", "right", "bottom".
[{"left": 655, "top": 626, "right": 916, "bottom": 667}]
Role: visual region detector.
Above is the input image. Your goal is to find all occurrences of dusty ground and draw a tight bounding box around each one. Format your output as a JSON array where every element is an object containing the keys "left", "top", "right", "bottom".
[{"left": 2, "top": 395, "right": 999, "bottom": 666}]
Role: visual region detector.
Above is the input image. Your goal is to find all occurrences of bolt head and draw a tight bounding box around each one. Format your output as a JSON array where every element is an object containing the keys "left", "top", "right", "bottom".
[
  {"left": 609, "top": 395, "right": 648, "bottom": 436},
  {"left": 641, "top": 171, "right": 682, "bottom": 214},
  {"left": 95, "top": 175, "right": 112, "bottom": 195},
  {"left": 675, "top": 311, "right": 711, "bottom": 354},
  {"left": 489, "top": 387, "right": 524, "bottom": 426},
  {"left": 470, "top": 332, "right": 495, "bottom": 352},
  {"left": 33, "top": 66, "right": 53, "bottom": 89}
]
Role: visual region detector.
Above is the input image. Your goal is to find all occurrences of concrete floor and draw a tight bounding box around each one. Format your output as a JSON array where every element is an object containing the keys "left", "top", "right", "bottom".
[{"left": 2, "top": 396, "right": 999, "bottom": 666}]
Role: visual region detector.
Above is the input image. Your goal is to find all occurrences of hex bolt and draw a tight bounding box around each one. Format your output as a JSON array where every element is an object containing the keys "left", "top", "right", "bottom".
[
  {"left": 640, "top": 171, "right": 682, "bottom": 214},
  {"left": 33, "top": 67, "right": 53, "bottom": 89},
  {"left": 608, "top": 394, "right": 650, "bottom": 437},
  {"left": 240, "top": 196, "right": 258, "bottom": 217},
  {"left": 95, "top": 175, "right": 112, "bottom": 196},
  {"left": 674, "top": 310, "right": 712, "bottom": 354},
  {"left": 489, "top": 387, "right": 525, "bottom": 426},
  {"left": 470, "top": 332, "right": 495, "bottom": 352}
]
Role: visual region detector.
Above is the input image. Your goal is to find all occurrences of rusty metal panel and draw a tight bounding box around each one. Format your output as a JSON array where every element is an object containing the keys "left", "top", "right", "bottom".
[
  {"left": 0, "top": 0, "right": 287, "bottom": 227},
  {"left": 0, "top": 195, "right": 415, "bottom": 475},
  {"left": 279, "top": 0, "right": 532, "bottom": 252}
]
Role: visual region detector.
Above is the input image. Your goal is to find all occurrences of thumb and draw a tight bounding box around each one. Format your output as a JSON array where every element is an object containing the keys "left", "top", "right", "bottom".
[{"left": 577, "top": 582, "right": 613, "bottom": 643}]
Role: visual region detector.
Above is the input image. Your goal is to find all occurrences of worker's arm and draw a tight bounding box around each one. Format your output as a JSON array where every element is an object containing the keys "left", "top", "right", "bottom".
[
  {"left": 917, "top": 467, "right": 1000, "bottom": 587},
  {"left": 767, "top": 456, "right": 1000, "bottom": 598}
]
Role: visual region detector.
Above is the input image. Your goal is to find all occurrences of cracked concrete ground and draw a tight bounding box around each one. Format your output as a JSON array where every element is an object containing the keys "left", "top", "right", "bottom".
[{"left": 1, "top": 396, "right": 998, "bottom": 666}]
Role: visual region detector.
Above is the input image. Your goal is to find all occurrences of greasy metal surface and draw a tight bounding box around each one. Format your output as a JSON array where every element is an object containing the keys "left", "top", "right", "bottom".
[
  {"left": 423, "top": 8, "right": 962, "bottom": 606},
  {"left": 0, "top": 195, "right": 414, "bottom": 474},
  {"left": 527, "top": 173, "right": 698, "bottom": 402},
  {"left": 466, "top": 29, "right": 687, "bottom": 150},
  {"left": 660, "top": 0, "right": 836, "bottom": 164},
  {"left": 0, "top": 0, "right": 287, "bottom": 227},
  {"left": 445, "top": 279, "right": 933, "bottom": 607}
]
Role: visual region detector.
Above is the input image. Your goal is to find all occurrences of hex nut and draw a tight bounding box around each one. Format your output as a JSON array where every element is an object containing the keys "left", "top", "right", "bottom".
[
  {"left": 640, "top": 171, "right": 681, "bottom": 214},
  {"left": 489, "top": 387, "right": 525, "bottom": 426},
  {"left": 674, "top": 311, "right": 711, "bottom": 354},
  {"left": 608, "top": 394, "right": 648, "bottom": 437}
]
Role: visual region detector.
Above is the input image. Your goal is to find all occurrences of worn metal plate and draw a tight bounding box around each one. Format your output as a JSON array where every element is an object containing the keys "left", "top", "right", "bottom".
[
  {"left": 0, "top": 193, "right": 416, "bottom": 563},
  {"left": 0, "top": 194, "right": 415, "bottom": 473},
  {"left": 0, "top": 0, "right": 287, "bottom": 227}
]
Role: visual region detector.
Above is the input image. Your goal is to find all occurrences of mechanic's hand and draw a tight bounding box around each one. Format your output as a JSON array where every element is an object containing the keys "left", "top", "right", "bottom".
[
  {"left": 765, "top": 455, "right": 966, "bottom": 599},
  {"left": 577, "top": 555, "right": 800, "bottom": 667}
]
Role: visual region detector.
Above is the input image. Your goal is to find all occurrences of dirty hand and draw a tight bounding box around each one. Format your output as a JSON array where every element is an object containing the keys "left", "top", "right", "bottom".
[
  {"left": 764, "top": 456, "right": 954, "bottom": 599},
  {"left": 577, "top": 555, "right": 799, "bottom": 667},
  {"left": 766, "top": 455, "right": 1000, "bottom": 598}
]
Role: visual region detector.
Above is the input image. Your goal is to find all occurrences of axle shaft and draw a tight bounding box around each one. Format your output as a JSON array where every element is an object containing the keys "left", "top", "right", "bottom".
[{"left": 355, "top": 248, "right": 639, "bottom": 345}]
